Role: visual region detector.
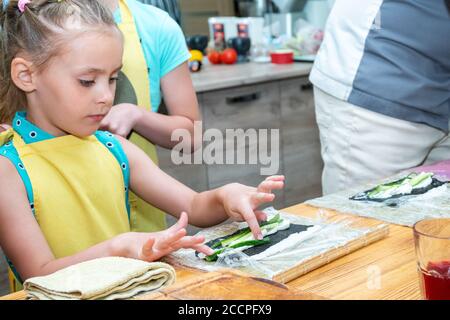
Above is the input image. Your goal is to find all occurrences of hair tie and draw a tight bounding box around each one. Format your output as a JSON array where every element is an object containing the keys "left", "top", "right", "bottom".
[
  {"left": 18, "top": 0, "right": 31, "bottom": 13},
  {"left": 2, "top": 0, "right": 10, "bottom": 11}
]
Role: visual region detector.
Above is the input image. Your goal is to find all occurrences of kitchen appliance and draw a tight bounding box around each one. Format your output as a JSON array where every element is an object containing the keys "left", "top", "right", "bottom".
[
  {"left": 265, "top": 12, "right": 303, "bottom": 38},
  {"left": 264, "top": 0, "right": 307, "bottom": 38},
  {"left": 209, "top": 17, "right": 264, "bottom": 50},
  {"left": 236, "top": 0, "right": 270, "bottom": 17},
  {"left": 186, "top": 35, "right": 209, "bottom": 53},
  {"left": 236, "top": 1, "right": 330, "bottom": 38},
  {"left": 271, "top": 0, "right": 307, "bottom": 12},
  {"left": 227, "top": 37, "right": 252, "bottom": 62},
  {"left": 208, "top": 17, "right": 238, "bottom": 50},
  {"left": 236, "top": 17, "right": 265, "bottom": 46}
]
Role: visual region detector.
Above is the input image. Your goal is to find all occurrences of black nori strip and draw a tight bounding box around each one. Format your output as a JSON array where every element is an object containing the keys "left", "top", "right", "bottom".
[
  {"left": 242, "top": 224, "right": 311, "bottom": 256},
  {"left": 197, "top": 223, "right": 312, "bottom": 259},
  {"left": 350, "top": 178, "right": 447, "bottom": 203},
  {"left": 208, "top": 217, "right": 281, "bottom": 249}
]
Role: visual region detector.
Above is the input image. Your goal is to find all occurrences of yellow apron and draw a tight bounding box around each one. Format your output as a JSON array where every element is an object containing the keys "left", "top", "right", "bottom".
[
  {"left": 115, "top": 0, "right": 166, "bottom": 233},
  {"left": 8, "top": 129, "right": 130, "bottom": 291}
]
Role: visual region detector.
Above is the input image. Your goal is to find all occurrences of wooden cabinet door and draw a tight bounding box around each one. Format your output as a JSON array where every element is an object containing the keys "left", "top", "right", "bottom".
[
  {"left": 280, "top": 78, "right": 323, "bottom": 207},
  {"left": 156, "top": 94, "right": 209, "bottom": 194},
  {"left": 156, "top": 76, "right": 323, "bottom": 223},
  {"left": 156, "top": 146, "right": 209, "bottom": 193},
  {"left": 201, "top": 82, "right": 285, "bottom": 209}
]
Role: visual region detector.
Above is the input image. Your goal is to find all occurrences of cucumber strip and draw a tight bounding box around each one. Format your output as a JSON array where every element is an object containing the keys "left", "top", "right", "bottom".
[
  {"left": 205, "top": 238, "right": 271, "bottom": 262},
  {"left": 410, "top": 172, "right": 433, "bottom": 187},
  {"left": 214, "top": 214, "right": 282, "bottom": 248}
]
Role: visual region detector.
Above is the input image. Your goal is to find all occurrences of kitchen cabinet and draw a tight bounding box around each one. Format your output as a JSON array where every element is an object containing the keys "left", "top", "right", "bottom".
[
  {"left": 156, "top": 93, "right": 208, "bottom": 193},
  {"left": 280, "top": 78, "right": 323, "bottom": 205},
  {"left": 157, "top": 64, "right": 323, "bottom": 211}
]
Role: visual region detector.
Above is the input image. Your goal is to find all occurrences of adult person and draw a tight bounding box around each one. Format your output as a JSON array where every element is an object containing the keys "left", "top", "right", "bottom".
[{"left": 310, "top": 0, "right": 450, "bottom": 195}]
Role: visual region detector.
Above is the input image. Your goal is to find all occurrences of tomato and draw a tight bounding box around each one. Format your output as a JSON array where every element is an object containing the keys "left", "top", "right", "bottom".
[
  {"left": 220, "top": 48, "right": 238, "bottom": 65},
  {"left": 207, "top": 51, "right": 222, "bottom": 64}
]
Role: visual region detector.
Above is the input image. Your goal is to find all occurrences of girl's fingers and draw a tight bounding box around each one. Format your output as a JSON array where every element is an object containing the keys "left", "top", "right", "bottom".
[
  {"left": 257, "top": 180, "right": 284, "bottom": 193},
  {"left": 117, "top": 129, "right": 131, "bottom": 138},
  {"left": 166, "top": 212, "right": 188, "bottom": 234},
  {"left": 158, "top": 228, "right": 187, "bottom": 250},
  {"left": 141, "top": 237, "right": 155, "bottom": 259},
  {"left": 0, "top": 124, "right": 11, "bottom": 133},
  {"left": 193, "top": 244, "right": 215, "bottom": 256},
  {"left": 265, "top": 175, "right": 285, "bottom": 182},
  {"left": 172, "top": 235, "right": 209, "bottom": 251},
  {"left": 169, "top": 234, "right": 214, "bottom": 256},
  {"left": 173, "top": 235, "right": 204, "bottom": 247},
  {"left": 254, "top": 210, "right": 267, "bottom": 222},
  {"left": 238, "top": 205, "right": 263, "bottom": 240},
  {"left": 252, "top": 192, "right": 276, "bottom": 207}
]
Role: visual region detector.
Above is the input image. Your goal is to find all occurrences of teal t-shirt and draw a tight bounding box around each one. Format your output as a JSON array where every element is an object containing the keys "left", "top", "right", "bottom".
[{"left": 114, "top": 0, "right": 191, "bottom": 112}]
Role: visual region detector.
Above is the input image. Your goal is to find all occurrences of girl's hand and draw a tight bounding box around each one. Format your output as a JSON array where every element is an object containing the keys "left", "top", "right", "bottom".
[
  {"left": 0, "top": 124, "right": 11, "bottom": 133},
  {"left": 219, "top": 175, "right": 285, "bottom": 240},
  {"left": 136, "top": 212, "right": 214, "bottom": 262},
  {"left": 99, "top": 103, "right": 142, "bottom": 138}
]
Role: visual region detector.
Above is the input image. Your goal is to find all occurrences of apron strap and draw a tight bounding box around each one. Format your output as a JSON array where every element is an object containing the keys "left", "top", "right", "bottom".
[
  {"left": 95, "top": 131, "right": 131, "bottom": 222},
  {"left": 117, "top": 0, "right": 152, "bottom": 111}
]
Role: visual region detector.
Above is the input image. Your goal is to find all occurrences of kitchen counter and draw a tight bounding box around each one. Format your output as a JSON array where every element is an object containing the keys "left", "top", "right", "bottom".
[{"left": 191, "top": 61, "right": 313, "bottom": 93}]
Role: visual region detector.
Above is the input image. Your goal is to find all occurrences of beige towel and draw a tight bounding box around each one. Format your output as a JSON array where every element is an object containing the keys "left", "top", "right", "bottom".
[{"left": 23, "top": 257, "right": 176, "bottom": 300}]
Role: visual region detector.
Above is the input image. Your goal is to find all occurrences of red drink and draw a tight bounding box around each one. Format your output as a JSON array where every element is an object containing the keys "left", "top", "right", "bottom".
[{"left": 419, "top": 261, "right": 450, "bottom": 300}]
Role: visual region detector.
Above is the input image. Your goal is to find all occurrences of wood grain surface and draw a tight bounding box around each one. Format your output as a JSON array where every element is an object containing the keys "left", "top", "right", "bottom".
[
  {"left": 282, "top": 204, "right": 421, "bottom": 300},
  {"left": 138, "top": 269, "right": 325, "bottom": 300}
]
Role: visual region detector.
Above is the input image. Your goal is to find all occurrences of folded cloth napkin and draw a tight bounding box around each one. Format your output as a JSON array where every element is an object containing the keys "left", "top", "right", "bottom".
[{"left": 23, "top": 257, "right": 176, "bottom": 300}]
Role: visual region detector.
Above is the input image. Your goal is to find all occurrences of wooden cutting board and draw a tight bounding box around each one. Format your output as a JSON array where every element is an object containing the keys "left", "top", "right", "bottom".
[
  {"left": 271, "top": 206, "right": 390, "bottom": 283},
  {"left": 137, "top": 269, "right": 325, "bottom": 300},
  {"left": 166, "top": 207, "right": 390, "bottom": 284}
]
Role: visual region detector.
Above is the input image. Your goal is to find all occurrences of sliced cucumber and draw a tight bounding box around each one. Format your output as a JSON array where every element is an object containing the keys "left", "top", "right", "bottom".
[
  {"left": 205, "top": 214, "right": 285, "bottom": 261},
  {"left": 205, "top": 238, "right": 271, "bottom": 262}
]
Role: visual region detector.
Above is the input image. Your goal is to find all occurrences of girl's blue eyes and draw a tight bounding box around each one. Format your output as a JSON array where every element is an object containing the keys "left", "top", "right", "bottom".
[{"left": 79, "top": 77, "right": 119, "bottom": 87}]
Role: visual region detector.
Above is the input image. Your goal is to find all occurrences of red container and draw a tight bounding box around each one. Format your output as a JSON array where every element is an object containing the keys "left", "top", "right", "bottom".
[{"left": 270, "top": 50, "right": 294, "bottom": 64}]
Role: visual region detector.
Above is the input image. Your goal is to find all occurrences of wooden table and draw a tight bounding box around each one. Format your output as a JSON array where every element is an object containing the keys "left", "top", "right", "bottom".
[{"left": 0, "top": 203, "right": 421, "bottom": 300}]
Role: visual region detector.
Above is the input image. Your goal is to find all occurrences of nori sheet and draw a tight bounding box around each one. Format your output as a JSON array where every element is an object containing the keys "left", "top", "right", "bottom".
[
  {"left": 350, "top": 177, "right": 447, "bottom": 203},
  {"left": 197, "top": 223, "right": 312, "bottom": 259}
]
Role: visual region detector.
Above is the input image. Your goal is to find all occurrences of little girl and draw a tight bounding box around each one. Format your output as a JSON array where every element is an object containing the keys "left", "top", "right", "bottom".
[{"left": 0, "top": 0, "right": 284, "bottom": 284}]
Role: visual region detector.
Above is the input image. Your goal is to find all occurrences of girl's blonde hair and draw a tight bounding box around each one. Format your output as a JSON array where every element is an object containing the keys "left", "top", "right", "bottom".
[{"left": 0, "top": 0, "right": 118, "bottom": 123}]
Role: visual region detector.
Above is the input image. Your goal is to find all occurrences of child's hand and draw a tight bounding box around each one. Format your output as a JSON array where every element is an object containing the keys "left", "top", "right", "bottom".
[
  {"left": 0, "top": 124, "right": 11, "bottom": 133},
  {"left": 138, "top": 212, "right": 214, "bottom": 261},
  {"left": 99, "top": 103, "right": 142, "bottom": 138},
  {"left": 219, "top": 175, "right": 285, "bottom": 240}
]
